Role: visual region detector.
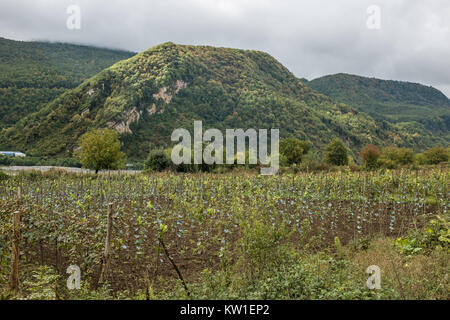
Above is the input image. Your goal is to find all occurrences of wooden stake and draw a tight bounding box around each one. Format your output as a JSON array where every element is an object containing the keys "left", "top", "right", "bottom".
[
  {"left": 8, "top": 210, "right": 21, "bottom": 296},
  {"left": 98, "top": 203, "right": 113, "bottom": 286},
  {"left": 159, "top": 235, "right": 190, "bottom": 297}
]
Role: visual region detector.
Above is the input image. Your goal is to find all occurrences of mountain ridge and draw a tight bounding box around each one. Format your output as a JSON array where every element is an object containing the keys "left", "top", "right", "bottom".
[
  {"left": 1, "top": 42, "right": 447, "bottom": 158},
  {"left": 0, "top": 37, "right": 135, "bottom": 129},
  {"left": 306, "top": 73, "right": 450, "bottom": 140}
]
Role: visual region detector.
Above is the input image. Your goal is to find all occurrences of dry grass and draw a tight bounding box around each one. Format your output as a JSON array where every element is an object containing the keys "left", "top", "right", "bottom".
[{"left": 349, "top": 237, "right": 449, "bottom": 299}]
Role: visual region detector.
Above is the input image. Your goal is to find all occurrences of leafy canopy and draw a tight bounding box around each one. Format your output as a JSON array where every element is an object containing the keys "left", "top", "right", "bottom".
[
  {"left": 380, "top": 146, "right": 414, "bottom": 165},
  {"left": 145, "top": 149, "right": 171, "bottom": 172},
  {"left": 360, "top": 144, "right": 380, "bottom": 169},
  {"left": 0, "top": 37, "right": 134, "bottom": 129},
  {"left": 325, "top": 138, "right": 348, "bottom": 166},
  {"left": 279, "top": 138, "right": 311, "bottom": 165},
  {"left": 307, "top": 73, "right": 450, "bottom": 139},
  {"left": 3, "top": 42, "right": 437, "bottom": 159},
  {"left": 423, "top": 147, "right": 449, "bottom": 165},
  {"left": 76, "top": 129, "right": 126, "bottom": 172}
]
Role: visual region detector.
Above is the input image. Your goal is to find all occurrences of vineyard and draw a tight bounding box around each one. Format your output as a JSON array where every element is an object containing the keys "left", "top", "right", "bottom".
[{"left": 0, "top": 168, "right": 448, "bottom": 300}]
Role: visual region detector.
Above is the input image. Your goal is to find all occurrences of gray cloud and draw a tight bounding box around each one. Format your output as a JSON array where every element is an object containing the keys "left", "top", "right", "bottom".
[{"left": 1, "top": 0, "right": 450, "bottom": 97}]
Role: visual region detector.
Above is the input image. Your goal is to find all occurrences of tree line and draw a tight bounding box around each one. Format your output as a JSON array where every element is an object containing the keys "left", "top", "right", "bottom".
[
  {"left": 142, "top": 135, "right": 449, "bottom": 173},
  {"left": 4, "top": 128, "right": 446, "bottom": 173}
]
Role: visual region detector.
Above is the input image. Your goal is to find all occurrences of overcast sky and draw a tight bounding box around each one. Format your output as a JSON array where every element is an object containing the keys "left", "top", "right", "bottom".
[{"left": 1, "top": 0, "right": 450, "bottom": 97}]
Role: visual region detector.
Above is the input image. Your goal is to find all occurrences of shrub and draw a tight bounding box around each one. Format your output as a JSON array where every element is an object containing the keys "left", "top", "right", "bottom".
[
  {"left": 378, "top": 158, "right": 397, "bottom": 169},
  {"left": 324, "top": 138, "right": 348, "bottom": 166},
  {"left": 414, "top": 153, "right": 427, "bottom": 165},
  {"left": 145, "top": 149, "right": 172, "bottom": 172},
  {"left": 423, "top": 147, "right": 449, "bottom": 165},
  {"left": 299, "top": 150, "right": 322, "bottom": 171},
  {"left": 279, "top": 138, "right": 312, "bottom": 166},
  {"left": 380, "top": 146, "right": 413, "bottom": 166},
  {"left": 280, "top": 138, "right": 304, "bottom": 165},
  {"left": 360, "top": 144, "right": 380, "bottom": 169},
  {"left": 0, "top": 155, "right": 83, "bottom": 167},
  {"left": 0, "top": 171, "right": 9, "bottom": 181},
  {"left": 0, "top": 155, "right": 12, "bottom": 166},
  {"left": 298, "top": 140, "right": 313, "bottom": 155}
]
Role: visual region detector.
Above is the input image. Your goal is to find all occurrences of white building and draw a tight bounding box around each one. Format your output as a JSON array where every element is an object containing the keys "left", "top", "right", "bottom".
[{"left": 0, "top": 151, "right": 26, "bottom": 157}]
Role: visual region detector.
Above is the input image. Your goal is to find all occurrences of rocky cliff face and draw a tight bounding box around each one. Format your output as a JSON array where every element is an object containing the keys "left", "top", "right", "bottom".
[{"left": 1, "top": 42, "right": 439, "bottom": 158}]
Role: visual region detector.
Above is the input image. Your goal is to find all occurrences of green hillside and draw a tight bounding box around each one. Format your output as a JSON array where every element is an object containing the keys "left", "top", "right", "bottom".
[
  {"left": 0, "top": 37, "right": 135, "bottom": 128},
  {"left": 306, "top": 73, "right": 450, "bottom": 140},
  {"left": 1, "top": 43, "right": 445, "bottom": 159}
]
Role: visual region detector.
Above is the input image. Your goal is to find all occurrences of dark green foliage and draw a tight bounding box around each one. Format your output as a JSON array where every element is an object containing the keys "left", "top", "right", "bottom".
[
  {"left": 0, "top": 37, "right": 134, "bottom": 129},
  {"left": 1, "top": 43, "right": 443, "bottom": 159},
  {"left": 298, "top": 140, "right": 312, "bottom": 155},
  {"left": 0, "top": 154, "right": 10, "bottom": 166},
  {"left": 325, "top": 138, "right": 348, "bottom": 166},
  {"left": 145, "top": 149, "right": 171, "bottom": 172},
  {"left": 379, "top": 146, "right": 414, "bottom": 167},
  {"left": 360, "top": 144, "right": 380, "bottom": 169},
  {"left": 0, "top": 170, "right": 8, "bottom": 181},
  {"left": 76, "top": 129, "right": 126, "bottom": 172},
  {"left": 298, "top": 150, "right": 324, "bottom": 171},
  {"left": 413, "top": 153, "right": 427, "bottom": 166},
  {"left": 0, "top": 154, "right": 81, "bottom": 167},
  {"left": 307, "top": 73, "right": 450, "bottom": 143},
  {"left": 423, "top": 147, "right": 449, "bottom": 164},
  {"left": 280, "top": 138, "right": 308, "bottom": 165}
]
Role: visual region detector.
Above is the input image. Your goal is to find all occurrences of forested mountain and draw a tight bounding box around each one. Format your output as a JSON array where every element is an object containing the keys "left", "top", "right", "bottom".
[
  {"left": 1, "top": 42, "right": 444, "bottom": 159},
  {"left": 0, "top": 37, "right": 135, "bottom": 128},
  {"left": 305, "top": 73, "right": 450, "bottom": 141}
]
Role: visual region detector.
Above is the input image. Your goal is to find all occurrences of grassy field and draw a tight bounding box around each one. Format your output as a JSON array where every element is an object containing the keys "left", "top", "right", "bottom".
[{"left": 0, "top": 168, "right": 448, "bottom": 300}]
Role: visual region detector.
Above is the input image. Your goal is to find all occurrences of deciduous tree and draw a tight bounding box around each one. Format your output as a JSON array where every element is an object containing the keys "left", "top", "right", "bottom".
[
  {"left": 76, "top": 129, "right": 126, "bottom": 173},
  {"left": 324, "top": 138, "right": 348, "bottom": 166},
  {"left": 360, "top": 144, "right": 380, "bottom": 169}
]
